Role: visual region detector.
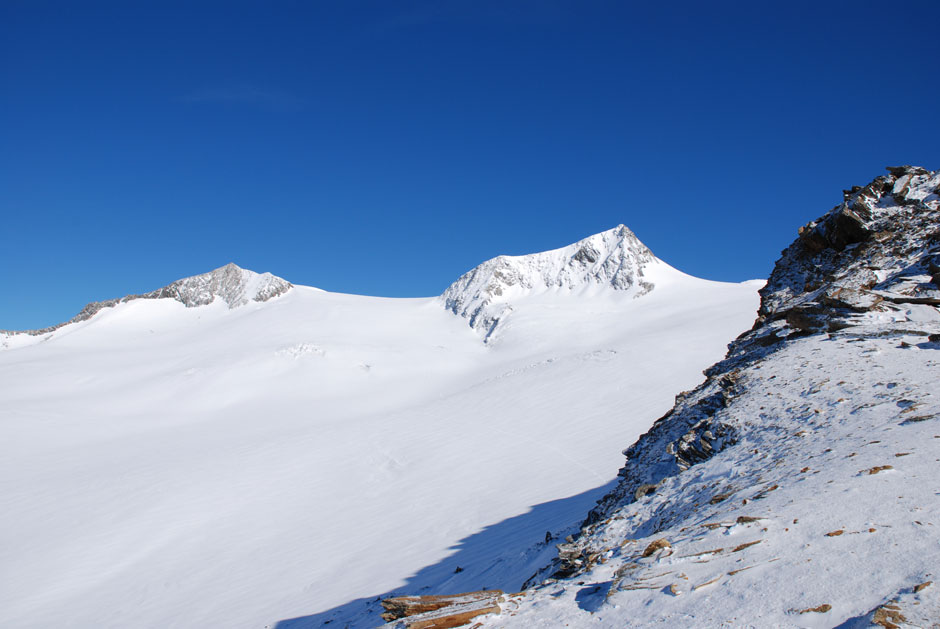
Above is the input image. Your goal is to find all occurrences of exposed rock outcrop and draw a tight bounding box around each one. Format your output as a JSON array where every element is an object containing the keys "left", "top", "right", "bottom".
[{"left": 760, "top": 166, "right": 938, "bottom": 316}]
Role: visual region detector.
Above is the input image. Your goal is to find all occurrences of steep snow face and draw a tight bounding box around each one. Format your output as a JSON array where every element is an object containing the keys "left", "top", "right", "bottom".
[
  {"left": 0, "top": 228, "right": 760, "bottom": 629},
  {"left": 0, "top": 263, "right": 292, "bottom": 345},
  {"left": 442, "top": 225, "right": 660, "bottom": 339},
  {"left": 469, "top": 166, "right": 940, "bottom": 628}
]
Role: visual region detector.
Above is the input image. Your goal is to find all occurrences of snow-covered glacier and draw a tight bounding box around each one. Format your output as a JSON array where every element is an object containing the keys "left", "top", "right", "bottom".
[{"left": 0, "top": 227, "right": 760, "bottom": 628}]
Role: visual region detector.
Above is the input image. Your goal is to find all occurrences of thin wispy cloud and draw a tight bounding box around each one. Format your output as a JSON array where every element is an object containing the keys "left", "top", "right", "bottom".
[{"left": 181, "top": 84, "right": 304, "bottom": 112}]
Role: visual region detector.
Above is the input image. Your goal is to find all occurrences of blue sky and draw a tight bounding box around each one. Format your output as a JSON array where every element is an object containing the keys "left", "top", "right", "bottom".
[{"left": 2, "top": 1, "right": 938, "bottom": 330}]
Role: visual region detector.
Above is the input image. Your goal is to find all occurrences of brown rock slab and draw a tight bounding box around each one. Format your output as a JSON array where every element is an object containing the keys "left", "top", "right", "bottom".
[
  {"left": 732, "top": 540, "right": 762, "bottom": 552},
  {"left": 710, "top": 491, "right": 733, "bottom": 504},
  {"left": 402, "top": 601, "right": 503, "bottom": 629},
  {"left": 642, "top": 538, "right": 672, "bottom": 557},
  {"left": 381, "top": 590, "right": 504, "bottom": 626},
  {"left": 873, "top": 602, "right": 907, "bottom": 628},
  {"left": 800, "top": 604, "right": 832, "bottom": 613}
]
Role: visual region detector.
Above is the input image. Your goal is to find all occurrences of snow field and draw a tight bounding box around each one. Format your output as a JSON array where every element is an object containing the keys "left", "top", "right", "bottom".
[{"left": 0, "top": 268, "right": 759, "bottom": 628}]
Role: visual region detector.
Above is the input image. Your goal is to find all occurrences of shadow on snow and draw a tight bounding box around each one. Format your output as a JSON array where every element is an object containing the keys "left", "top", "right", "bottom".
[{"left": 274, "top": 480, "right": 617, "bottom": 628}]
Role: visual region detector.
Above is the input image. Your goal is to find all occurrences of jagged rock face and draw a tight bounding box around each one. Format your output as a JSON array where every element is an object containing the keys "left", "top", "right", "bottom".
[
  {"left": 441, "top": 225, "right": 656, "bottom": 339},
  {"left": 3, "top": 263, "right": 292, "bottom": 337},
  {"left": 528, "top": 166, "right": 940, "bottom": 587},
  {"left": 758, "top": 165, "right": 940, "bottom": 332}
]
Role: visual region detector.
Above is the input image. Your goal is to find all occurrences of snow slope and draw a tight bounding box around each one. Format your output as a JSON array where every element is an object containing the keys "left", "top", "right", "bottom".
[
  {"left": 0, "top": 227, "right": 759, "bottom": 628},
  {"left": 470, "top": 167, "right": 940, "bottom": 628}
]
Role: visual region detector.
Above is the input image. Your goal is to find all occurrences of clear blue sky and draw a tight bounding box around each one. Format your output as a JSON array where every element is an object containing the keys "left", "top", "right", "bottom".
[{"left": 2, "top": 1, "right": 938, "bottom": 330}]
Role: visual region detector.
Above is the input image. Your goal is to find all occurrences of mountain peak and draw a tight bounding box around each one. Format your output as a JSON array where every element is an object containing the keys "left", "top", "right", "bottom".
[
  {"left": 4, "top": 263, "right": 292, "bottom": 337},
  {"left": 162, "top": 263, "right": 292, "bottom": 310},
  {"left": 441, "top": 225, "right": 658, "bottom": 339}
]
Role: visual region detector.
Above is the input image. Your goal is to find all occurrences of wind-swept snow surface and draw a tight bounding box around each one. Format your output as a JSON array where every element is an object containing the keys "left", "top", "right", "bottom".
[{"left": 0, "top": 228, "right": 760, "bottom": 628}]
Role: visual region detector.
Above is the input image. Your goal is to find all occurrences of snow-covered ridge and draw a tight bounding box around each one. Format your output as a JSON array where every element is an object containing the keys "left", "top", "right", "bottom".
[
  {"left": 472, "top": 165, "right": 940, "bottom": 627},
  {"left": 2, "top": 263, "right": 292, "bottom": 337},
  {"left": 5, "top": 225, "right": 667, "bottom": 344},
  {"left": 441, "top": 225, "right": 658, "bottom": 338}
]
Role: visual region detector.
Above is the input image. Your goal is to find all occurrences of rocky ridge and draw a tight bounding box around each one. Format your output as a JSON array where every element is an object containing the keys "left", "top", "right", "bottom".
[
  {"left": 580, "top": 166, "right": 940, "bottom": 530},
  {"left": 6, "top": 227, "right": 658, "bottom": 343},
  {"left": 490, "top": 166, "right": 940, "bottom": 626},
  {"left": 2, "top": 263, "right": 292, "bottom": 337},
  {"left": 441, "top": 225, "right": 657, "bottom": 340}
]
